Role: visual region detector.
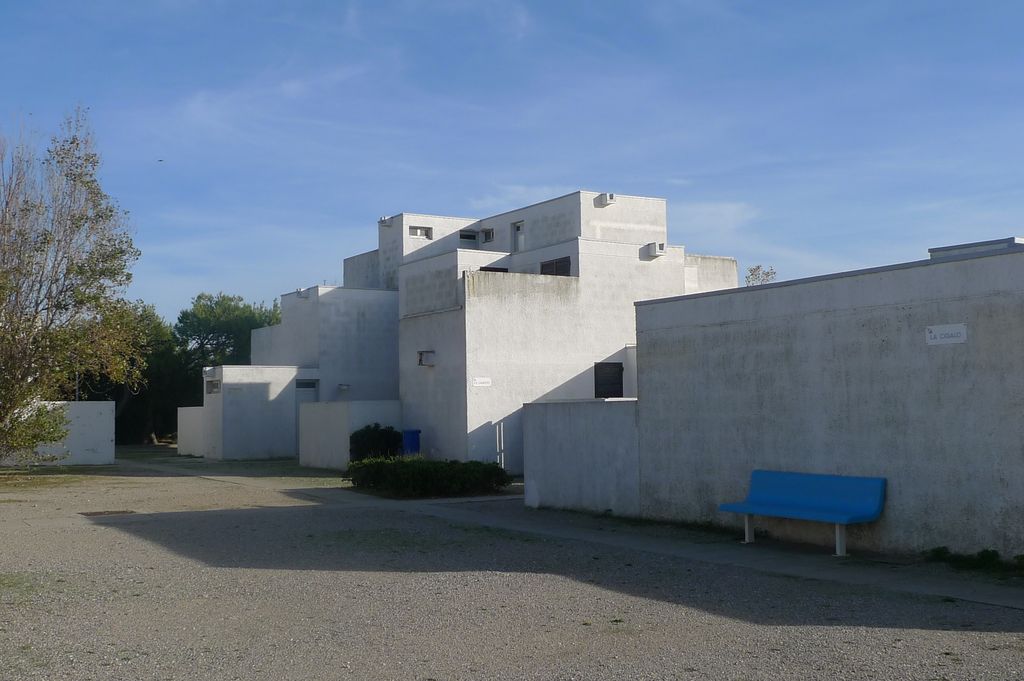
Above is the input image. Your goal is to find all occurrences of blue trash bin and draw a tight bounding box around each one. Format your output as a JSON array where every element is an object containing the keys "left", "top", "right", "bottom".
[{"left": 402, "top": 429, "right": 421, "bottom": 454}]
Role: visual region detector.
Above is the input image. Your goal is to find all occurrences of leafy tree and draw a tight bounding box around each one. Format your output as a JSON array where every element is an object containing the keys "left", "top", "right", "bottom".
[
  {"left": 174, "top": 292, "right": 280, "bottom": 370},
  {"left": 744, "top": 264, "right": 777, "bottom": 286},
  {"left": 0, "top": 111, "right": 143, "bottom": 462},
  {"left": 78, "top": 303, "right": 188, "bottom": 444}
]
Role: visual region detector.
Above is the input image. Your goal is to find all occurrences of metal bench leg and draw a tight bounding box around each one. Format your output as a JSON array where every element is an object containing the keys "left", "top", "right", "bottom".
[
  {"left": 743, "top": 514, "right": 754, "bottom": 544},
  {"left": 834, "top": 524, "right": 847, "bottom": 557}
]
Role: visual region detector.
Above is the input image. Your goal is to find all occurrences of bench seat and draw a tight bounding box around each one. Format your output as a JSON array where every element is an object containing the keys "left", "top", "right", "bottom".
[
  {"left": 719, "top": 470, "right": 887, "bottom": 556},
  {"left": 718, "top": 501, "right": 881, "bottom": 525}
]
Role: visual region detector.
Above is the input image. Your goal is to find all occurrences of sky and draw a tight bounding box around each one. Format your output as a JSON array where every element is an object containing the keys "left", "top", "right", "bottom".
[{"left": 2, "top": 1, "right": 1023, "bottom": 320}]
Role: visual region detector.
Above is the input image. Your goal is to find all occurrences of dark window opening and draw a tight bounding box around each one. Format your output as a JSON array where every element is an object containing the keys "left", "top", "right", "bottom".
[
  {"left": 540, "top": 256, "right": 571, "bottom": 276},
  {"left": 295, "top": 379, "right": 319, "bottom": 390},
  {"left": 594, "top": 362, "right": 624, "bottom": 398},
  {"left": 480, "top": 266, "right": 509, "bottom": 273},
  {"left": 205, "top": 379, "right": 221, "bottom": 394},
  {"left": 459, "top": 231, "right": 477, "bottom": 241}
]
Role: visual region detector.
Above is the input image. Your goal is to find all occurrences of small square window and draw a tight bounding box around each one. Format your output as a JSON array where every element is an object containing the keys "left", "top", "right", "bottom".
[
  {"left": 205, "top": 379, "right": 221, "bottom": 394},
  {"left": 417, "top": 350, "right": 436, "bottom": 367},
  {"left": 481, "top": 228, "right": 494, "bottom": 243},
  {"left": 409, "top": 226, "right": 433, "bottom": 239}
]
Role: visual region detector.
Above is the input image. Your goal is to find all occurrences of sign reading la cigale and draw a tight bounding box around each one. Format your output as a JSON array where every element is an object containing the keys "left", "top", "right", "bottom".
[{"left": 925, "top": 323, "right": 967, "bottom": 345}]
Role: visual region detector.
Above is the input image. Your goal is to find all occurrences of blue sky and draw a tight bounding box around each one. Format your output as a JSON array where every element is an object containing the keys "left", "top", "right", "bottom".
[{"left": 2, "top": 1, "right": 1023, "bottom": 320}]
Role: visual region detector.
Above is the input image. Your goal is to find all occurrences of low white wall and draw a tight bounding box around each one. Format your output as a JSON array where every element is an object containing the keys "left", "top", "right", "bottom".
[
  {"left": 33, "top": 401, "right": 114, "bottom": 465},
  {"left": 299, "top": 402, "right": 348, "bottom": 470},
  {"left": 523, "top": 399, "right": 639, "bottom": 516},
  {"left": 299, "top": 400, "right": 402, "bottom": 470},
  {"left": 635, "top": 249, "right": 1024, "bottom": 556},
  {"left": 176, "top": 407, "right": 206, "bottom": 457}
]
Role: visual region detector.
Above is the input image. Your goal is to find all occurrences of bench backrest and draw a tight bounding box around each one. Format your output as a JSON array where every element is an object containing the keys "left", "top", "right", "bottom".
[{"left": 745, "top": 469, "right": 886, "bottom": 517}]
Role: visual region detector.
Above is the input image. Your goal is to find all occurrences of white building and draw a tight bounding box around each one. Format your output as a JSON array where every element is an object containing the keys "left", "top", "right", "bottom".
[
  {"left": 524, "top": 237, "right": 1024, "bottom": 557},
  {"left": 178, "top": 190, "right": 737, "bottom": 471}
]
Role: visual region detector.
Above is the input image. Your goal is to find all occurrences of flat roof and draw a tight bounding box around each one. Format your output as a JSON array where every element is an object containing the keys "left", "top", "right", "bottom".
[{"left": 636, "top": 237, "right": 1024, "bottom": 307}]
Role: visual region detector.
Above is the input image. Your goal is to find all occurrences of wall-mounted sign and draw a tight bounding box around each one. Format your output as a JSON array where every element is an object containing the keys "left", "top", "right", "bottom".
[
  {"left": 472, "top": 377, "right": 492, "bottom": 387},
  {"left": 925, "top": 324, "right": 967, "bottom": 345}
]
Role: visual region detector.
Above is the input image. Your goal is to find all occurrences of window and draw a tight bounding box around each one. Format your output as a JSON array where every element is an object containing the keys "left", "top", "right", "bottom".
[
  {"left": 417, "top": 350, "right": 436, "bottom": 367},
  {"left": 295, "top": 379, "right": 318, "bottom": 390},
  {"left": 480, "top": 266, "right": 508, "bottom": 273},
  {"left": 409, "top": 226, "right": 433, "bottom": 239},
  {"left": 481, "top": 228, "right": 494, "bottom": 243},
  {"left": 205, "top": 379, "right": 221, "bottom": 395},
  {"left": 540, "top": 256, "right": 571, "bottom": 276},
  {"left": 512, "top": 221, "right": 524, "bottom": 252},
  {"left": 459, "top": 231, "right": 477, "bottom": 242},
  {"left": 594, "top": 363, "right": 624, "bottom": 398}
]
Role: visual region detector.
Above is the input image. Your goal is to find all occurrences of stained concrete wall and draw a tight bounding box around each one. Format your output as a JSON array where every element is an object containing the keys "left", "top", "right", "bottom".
[
  {"left": 181, "top": 366, "right": 318, "bottom": 460},
  {"left": 343, "top": 249, "right": 381, "bottom": 289},
  {"left": 398, "top": 306, "right": 469, "bottom": 461},
  {"left": 635, "top": 247, "right": 1024, "bottom": 556},
  {"left": 523, "top": 399, "right": 639, "bottom": 516},
  {"left": 315, "top": 288, "right": 399, "bottom": 401},
  {"left": 29, "top": 401, "right": 115, "bottom": 465},
  {"left": 176, "top": 407, "right": 206, "bottom": 457},
  {"left": 298, "top": 400, "right": 402, "bottom": 470},
  {"left": 252, "top": 286, "right": 398, "bottom": 402}
]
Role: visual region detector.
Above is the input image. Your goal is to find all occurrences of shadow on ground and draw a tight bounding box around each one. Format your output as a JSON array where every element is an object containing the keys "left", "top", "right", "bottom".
[{"left": 89, "top": 490, "right": 1024, "bottom": 635}]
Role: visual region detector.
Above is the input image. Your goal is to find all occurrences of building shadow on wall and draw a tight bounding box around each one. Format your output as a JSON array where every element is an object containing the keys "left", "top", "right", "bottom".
[{"left": 88, "top": 493, "right": 1024, "bottom": 634}]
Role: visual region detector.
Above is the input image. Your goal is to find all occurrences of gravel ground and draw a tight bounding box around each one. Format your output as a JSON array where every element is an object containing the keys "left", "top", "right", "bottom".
[{"left": 1, "top": 454, "right": 1022, "bottom": 680}]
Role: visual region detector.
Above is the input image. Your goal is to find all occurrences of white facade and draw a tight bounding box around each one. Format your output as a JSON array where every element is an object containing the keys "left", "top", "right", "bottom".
[
  {"left": 4, "top": 401, "right": 116, "bottom": 466},
  {"left": 525, "top": 238, "right": 1024, "bottom": 557},
  {"left": 44, "top": 401, "right": 115, "bottom": 465},
  {"left": 177, "top": 190, "right": 737, "bottom": 468}
]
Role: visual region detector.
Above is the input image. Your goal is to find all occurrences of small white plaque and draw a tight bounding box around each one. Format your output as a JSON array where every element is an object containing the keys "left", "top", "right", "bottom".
[
  {"left": 925, "top": 324, "right": 967, "bottom": 345},
  {"left": 472, "top": 377, "right": 492, "bottom": 387}
]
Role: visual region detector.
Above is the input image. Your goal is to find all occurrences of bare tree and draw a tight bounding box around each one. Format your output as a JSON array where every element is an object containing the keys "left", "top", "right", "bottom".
[
  {"left": 0, "top": 111, "right": 143, "bottom": 463},
  {"left": 744, "top": 264, "right": 777, "bottom": 286}
]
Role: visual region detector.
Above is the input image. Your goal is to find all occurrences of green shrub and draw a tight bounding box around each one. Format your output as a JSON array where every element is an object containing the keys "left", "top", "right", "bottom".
[
  {"left": 348, "top": 456, "right": 511, "bottom": 498},
  {"left": 349, "top": 423, "right": 403, "bottom": 463}
]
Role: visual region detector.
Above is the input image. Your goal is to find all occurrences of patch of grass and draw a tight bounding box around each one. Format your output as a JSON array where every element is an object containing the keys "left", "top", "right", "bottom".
[
  {"left": 0, "top": 573, "right": 42, "bottom": 604},
  {"left": 0, "top": 469, "right": 90, "bottom": 490}
]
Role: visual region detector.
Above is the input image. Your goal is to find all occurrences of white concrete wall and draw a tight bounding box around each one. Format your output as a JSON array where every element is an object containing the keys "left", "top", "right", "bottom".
[
  {"left": 252, "top": 286, "right": 399, "bottom": 403},
  {"left": 343, "top": 249, "right": 381, "bottom": 289},
  {"left": 475, "top": 193, "right": 582, "bottom": 254},
  {"left": 29, "top": 401, "right": 114, "bottom": 465},
  {"left": 298, "top": 402, "right": 347, "bottom": 470},
  {"left": 523, "top": 399, "right": 640, "bottom": 516},
  {"left": 251, "top": 288, "right": 320, "bottom": 368},
  {"left": 176, "top": 406, "right": 206, "bottom": 457},
  {"left": 398, "top": 306, "right": 469, "bottom": 461},
  {"left": 204, "top": 366, "right": 318, "bottom": 460},
  {"left": 299, "top": 400, "right": 402, "bottom": 470},
  {"left": 458, "top": 240, "right": 736, "bottom": 475},
  {"left": 579, "top": 191, "right": 666, "bottom": 245},
  {"left": 315, "top": 288, "right": 399, "bottom": 401},
  {"left": 635, "top": 248, "right": 1024, "bottom": 556}
]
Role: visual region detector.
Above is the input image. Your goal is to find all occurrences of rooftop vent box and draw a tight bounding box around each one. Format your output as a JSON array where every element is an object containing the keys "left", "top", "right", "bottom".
[
  {"left": 646, "top": 242, "right": 667, "bottom": 257},
  {"left": 597, "top": 192, "right": 617, "bottom": 207}
]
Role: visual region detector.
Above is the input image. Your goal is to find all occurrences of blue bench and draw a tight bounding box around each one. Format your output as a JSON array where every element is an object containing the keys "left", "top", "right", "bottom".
[{"left": 719, "top": 470, "right": 887, "bottom": 556}]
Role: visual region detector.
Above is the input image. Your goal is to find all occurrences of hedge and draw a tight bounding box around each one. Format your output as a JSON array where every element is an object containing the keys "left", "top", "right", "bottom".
[
  {"left": 347, "top": 456, "right": 511, "bottom": 498},
  {"left": 349, "top": 423, "right": 403, "bottom": 462}
]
